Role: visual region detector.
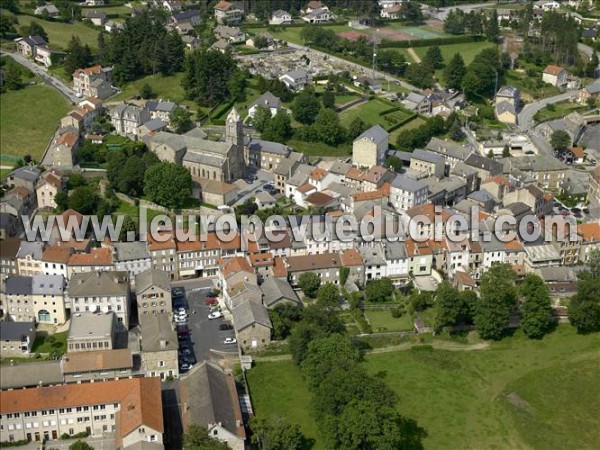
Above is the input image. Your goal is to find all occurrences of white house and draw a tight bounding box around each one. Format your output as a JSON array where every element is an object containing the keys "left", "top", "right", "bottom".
[
  {"left": 302, "top": 7, "right": 333, "bottom": 24},
  {"left": 270, "top": 9, "right": 292, "bottom": 25},
  {"left": 248, "top": 92, "right": 282, "bottom": 118},
  {"left": 279, "top": 70, "right": 311, "bottom": 91},
  {"left": 542, "top": 64, "right": 568, "bottom": 87},
  {"left": 389, "top": 174, "right": 428, "bottom": 212}
]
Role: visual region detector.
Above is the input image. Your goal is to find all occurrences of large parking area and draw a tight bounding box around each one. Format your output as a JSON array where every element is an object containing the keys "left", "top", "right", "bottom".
[{"left": 172, "top": 286, "right": 238, "bottom": 372}]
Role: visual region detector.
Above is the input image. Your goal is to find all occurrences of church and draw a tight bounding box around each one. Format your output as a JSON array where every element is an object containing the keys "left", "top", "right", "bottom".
[{"left": 145, "top": 108, "right": 246, "bottom": 183}]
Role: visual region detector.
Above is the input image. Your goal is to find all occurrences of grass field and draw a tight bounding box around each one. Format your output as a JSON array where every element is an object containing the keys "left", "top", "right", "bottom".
[
  {"left": 287, "top": 139, "right": 351, "bottom": 158},
  {"left": 31, "top": 331, "right": 67, "bottom": 354},
  {"left": 533, "top": 100, "right": 587, "bottom": 123},
  {"left": 114, "top": 201, "right": 165, "bottom": 225},
  {"left": 247, "top": 325, "right": 600, "bottom": 450},
  {"left": 390, "top": 116, "right": 426, "bottom": 145},
  {"left": 413, "top": 41, "right": 496, "bottom": 67},
  {"left": 111, "top": 72, "right": 190, "bottom": 105},
  {"left": 15, "top": 15, "right": 100, "bottom": 51},
  {"left": 339, "top": 98, "right": 410, "bottom": 129},
  {"left": 0, "top": 84, "right": 70, "bottom": 160},
  {"left": 83, "top": 5, "right": 131, "bottom": 17},
  {"left": 364, "top": 309, "right": 414, "bottom": 332}
]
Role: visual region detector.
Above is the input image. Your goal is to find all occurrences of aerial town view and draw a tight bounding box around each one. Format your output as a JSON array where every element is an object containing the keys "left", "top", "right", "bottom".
[{"left": 0, "top": 0, "right": 599, "bottom": 448}]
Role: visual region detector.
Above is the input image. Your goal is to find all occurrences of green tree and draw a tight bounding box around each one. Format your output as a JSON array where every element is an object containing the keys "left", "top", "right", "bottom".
[
  {"left": 139, "top": 83, "right": 154, "bottom": 99},
  {"left": 474, "top": 264, "right": 517, "bottom": 340},
  {"left": 3, "top": 64, "right": 22, "bottom": 91},
  {"left": 434, "top": 281, "right": 461, "bottom": 328},
  {"left": 182, "top": 424, "right": 229, "bottom": 450},
  {"left": 585, "top": 51, "right": 599, "bottom": 78},
  {"left": 250, "top": 415, "right": 304, "bottom": 450},
  {"left": 321, "top": 90, "right": 335, "bottom": 110},
  {"left": 269, "top": 303, "right": 303, "bottom": 340},
  {"left": 301, "top": 334, "right": 360, "bottom": 388},
  {"left": 117, "top": 156, "right": 145, "bottom": 196},
  {"left": 228, "top": 69, "right": 248, "bottom": 102},
  {"left": 171, "top": 107, "right": 194, "bottom": 134},
  {"left": 340, "top": 266, "right": 350, "bottom": 286},
  {"left": 68, "top": 441, "right": 94, "bottom": 450},
  {"left": 444, "top": 53, "right": 467, "bottom": 91},
  {"left": 66, "top": 173, "right": 87, "bottom": 190},
  {"left": 119, "top": 215, "right": 138, "bottom": 242},
  {"left": 485, "top": 9, "right": 500, "bottom": 42},
  {"left": 252, "top": 104, "right": 272, "bottom": 133},
  {"left": 502, "top": 144, "right": 511, "bottom": 157},
  {"left": 298, "top": 271, "right": 321, "bottom": 298},
  {"left": 68, "top": 185, "right": 100, "bottom": 215},
  {"left": 405, "top": 62, "right": 435, "bottom": 89},
  {"left": 550, "top": 130, "right": 571, "bottom": 151},
  {"left": 316, "top": 283, "right": 339, "bottom": 308},
  {"left": 54, "top": 191, "right": 69, "bottom": 212},
  {"left": 262, "top": 111, "right": 292, "bottom": 142},
  {"left": 183, "top": 48, "right": 237, "bottom": 106},
  {"left": 449, "top": 118, "right": 465, "bottom": 141},
  {"left": 0, "top": 15, "right": 18, "bottom": 38},
  {"left": 422, "top": 45, "right": 443, "bottom": 71},
  {"left": 291, "top": 90, "right": 321, "bottom": 125},
  {"left": 385, "top": 156, "right": 403, "bottom": 172},
  {"left": 519, "top": 274, "right": 552, "bottom": 339},
  {"left": 311, "top": 108, "right": 346, "bottom": 145},
  {"left": 20, "top": 21, "right": 48, "bottom": 42},
  {"left": 144, "top": 162, "right": 192, "bottom": 210},
  {"left": 365, "top": 278, "right": 394, "bottom": 303},
  {"left": 64, "top": 35, "right": 92, "bottom": 79},
  {"left": 347, "top": 117, "right": 369, "bottom": 141},
  {"left": 568, "top": 250, "right": 600, "bottom": 333}
]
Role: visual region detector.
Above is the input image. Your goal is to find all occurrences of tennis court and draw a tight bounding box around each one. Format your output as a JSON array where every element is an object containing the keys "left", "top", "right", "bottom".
[{"left": 378, "top": 25, "right": 446, "bottom": 41}]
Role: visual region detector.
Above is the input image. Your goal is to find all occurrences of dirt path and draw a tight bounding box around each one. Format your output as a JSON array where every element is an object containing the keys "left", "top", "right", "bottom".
[
  {"left": 407, "top": 48, "right": 421, "bottom": 63},
  {"left": 253, "top": 340, "right": 490, "bottom": 362}
]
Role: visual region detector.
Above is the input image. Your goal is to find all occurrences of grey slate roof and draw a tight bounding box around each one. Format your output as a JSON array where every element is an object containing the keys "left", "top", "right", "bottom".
[
  {"left": 248, "top": 139, "right": 290, "bottom": 156},
  {"left": 113, "top": 242, "right": 150, "bottom": 262},
  {"left": 282, "top": 70, "right": 308, "bottom": 81},
  {"left": 451, "top": 161, "right": 477, "bottom": 177},
  {"left": 0, "top": 360, "right": 63, "bottom": 390},
  {"left": 354, "top": 124, "right": 389, "bottom": 144},
  {"left": 468, "top": 190, "right": 494, "bottom": 203},
  {"left": 464, "top": 153, "right": 503, "bottom": 173},
  {"left": 16, "top": 241, "right": 44, "bottom": 260},
  {"left": 391, "top": 174, "right": 427, "bottom": 192},
  {"left": 412, "top": 149, "right": 443, "bottom": 164},
  {"left": 425, "top": 137, "right": 471, "bottom": 161},
  {"left": 329, "top": 161, "right": 352, "bottom": 175},
  {"left": 9, "top": 166, "right": 40, "bottom": 184},
  {"left": 139, "top": 313, "right": 178, "bottom": 352},
  {"left": 584, "top": 78, "right": 600, "bottom": 94},
  {"left": 405, "top": 92, "right": 426, "bottom": 104},
  {"left": 251, "top": 91, "right": 282, "bottom": 110},
  {"left": 496, "top": 85, "right": 519, "bottom": 98},
  {"left": 260, "top": 277, "right": 299, "bottom": 307},
  {"left": 181, "top": 361, "right": 245, "bottom": 439},
  {"left": 68, "top": 271, "right": 129, "bottom": 298},
  {"left": 273, "top": 158, "right": 299, "bottom": 176},
  {"left": 232, "top": 300, "right": 272, "bottom": 332},
  {"left": 140, "top": 118, "right": 167, "bottom": 132},
  {"left": 3, "top": 276, "right": 32, "bottom": 296},
  {"left": 286, "top": 163, "right": 313, "bottom": 187},
  {"left": 146, "top": 100, "right": 177, "bottom": 113},
  {"left": 0, "top": 321, "right": 35, "bottom": 341},
  {"left": 135, "top": 268, "right": 171, "bottom": 294},
  {"left": 383, "top": 240, "right": 407, "bottom": 260},
  {"left": 184, "top": 127, "right": 209, "bottom": 140},
  {"left": 31, "top": 275, "right": 64, "bottom": 295},
  {"left": 495, "top": 100, "right": 516, "bottom": 115}
]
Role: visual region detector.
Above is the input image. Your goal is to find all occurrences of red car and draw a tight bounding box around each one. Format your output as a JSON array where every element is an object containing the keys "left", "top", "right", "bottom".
[{"left": 205, "top": 297, "right": 218, "bottom": 306}]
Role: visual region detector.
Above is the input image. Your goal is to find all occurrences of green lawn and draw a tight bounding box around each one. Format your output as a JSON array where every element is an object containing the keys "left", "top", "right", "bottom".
[
  {"left": 83, "top": 5, "right": 131, "bottom": 17},
  {"left": 365, "top": 309, "right": 414, "bottom": 332},
  {"left": 31, "top": 331, "right": 67, "bottom": 354},
  {"left": 287, "top": 139, "right": 351, "bottom": 158},
  {"left": 339, "top": 98, "right": 406, "bottom": 128},
  {"left": 111, "top": 72, "right": 190, "bottom": 105},
  {"left": 15, "top": 15, "right": 100, "bottom": 51},
  {"left": 505, "top": 69, "right": 562, "bottom": 100},
  {"left": 114, "top": 200, "right": 165, "bottom": 225},
  {"left": 247, "top": 325, "right": 600, "bottom": 450},
  {"left": 389, "top": 116, "right": 426, "bottom": 145},
  {"left": 533, "top": 100, "right": 587, "bottom": 123},
  {"left": 413, "top": 41, "right": 496, "bottom": 67},
  {"left": 0, "top": 84, "right": 70, "bottom": 160}
]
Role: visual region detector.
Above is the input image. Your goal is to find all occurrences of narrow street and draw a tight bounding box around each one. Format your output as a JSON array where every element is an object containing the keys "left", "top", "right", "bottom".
[{"left": 517, "top": 91, "right": 577, "bottom": 132}]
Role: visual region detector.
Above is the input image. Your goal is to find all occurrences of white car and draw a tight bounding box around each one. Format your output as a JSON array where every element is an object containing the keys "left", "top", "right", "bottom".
[
  {"left": 224, "top": 337, "right": 237, "bottom": 345},
  {"left": 175, "top": 308, "right": 187, "bottom": 315},
  {"left": 174, "top": 317, "right": 187, "bottom": 323},
  {"left": 208, "top": 311, "right": 223, "bottom": 320}
]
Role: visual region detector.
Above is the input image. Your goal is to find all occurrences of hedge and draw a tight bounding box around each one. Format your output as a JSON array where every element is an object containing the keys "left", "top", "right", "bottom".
[
  {"left": 379, "top": 34, "right": 485, "bottom": 49},
  {"left": 386, "top": 113, "right": 418, "bottom": 133},
  {"left": 378, "top": 106, "right": 405, "bottom": 116}
]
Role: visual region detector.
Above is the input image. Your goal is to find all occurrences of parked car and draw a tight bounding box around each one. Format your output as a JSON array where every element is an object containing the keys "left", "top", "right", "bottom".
[
  {"left": 208, "top": 311, "right": 222, "bottom": 319},
  {"left": 206, "top": 290, "right": 218, "bottom": 297},
  {"left": 172, "top": 287, "right": 185, "bottom": 298},
  {"left": 176, "top": 324, "right": 189, "bottom": 336},
  {"left": 223, "top": 337, "right": 237, "bottom": 345},
  {"left": 219, "top": 323, "right": 233, "bottom": 331},
  {"left": 205, "top": 297, "right": 218, "bottom": 306},
  {"left": 174, "top": 316, "right": 187, "bottom": 324},
  {"left": 179, "top": 362, "right": 191, "bottom": 372},
  {"left": 179, "top": 347, "right": 193, "bottom": 356},
  {"left": 175, "top": 307, "right": 187, "bottom": 314}
]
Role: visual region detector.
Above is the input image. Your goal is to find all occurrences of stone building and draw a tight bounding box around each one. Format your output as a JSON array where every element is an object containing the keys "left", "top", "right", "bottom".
[{"left": 352, "top": 125, "right": 389, "bottom": 168}]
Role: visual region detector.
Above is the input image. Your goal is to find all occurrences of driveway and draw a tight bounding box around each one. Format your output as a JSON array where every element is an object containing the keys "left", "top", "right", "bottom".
[
  {"left": 518, "top": 91, "right": 577, "bottom": 132},
  {"left": 2, "top": 51, "right": 79, "bottom": 104},
  {"left": 179, "top": 287, "right": 238, "bottom": 364}
]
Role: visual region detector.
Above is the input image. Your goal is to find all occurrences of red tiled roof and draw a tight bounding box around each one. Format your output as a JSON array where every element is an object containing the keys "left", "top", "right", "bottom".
[
  {"left": 544, "top": 64, "right": 564, "bottom": 76},
  {"left": 68, "top": 247, "right": 112, "bottom": 266},
  {"left": 341, "top": 248, "right": 363, "bottom": 266},
  {"left": 72, "top": 64, "right": 103, "bottom": 77},
  {"left": 578, "top": 222, "right": 600, "bottom": 242},
  {"left": 310, "top": 167, "right": 328, "bottom": 181},
  {"left": 297, "top": 183, "right": 316, "bottom": 194},
  {"left": 220, "top": 256, "right": 253, "bottom": 279}
]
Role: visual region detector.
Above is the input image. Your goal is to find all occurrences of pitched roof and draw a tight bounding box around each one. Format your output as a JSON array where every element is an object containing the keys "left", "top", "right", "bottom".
[
  {"left": 354, "top": 124, "right": 389, "bottom": 144},
  {"left": 310, "top": 167, "right": 328, "bottom": 181},
  {"left": 0, "top": 237, "right": 22, "bottom": 259},
  {"left": 68, "top": 271, "right": 129, "bottom": 297},
  {"left": 220, "top": 256, "right": 253, "bottom": 279},
  {"left": 0, "top": 378, "right": 164, "bottom": 440},
  {"left": 0, "top": 321, "right": 35, "bottom": 341},
  {"left": 305, "top": 191, "right": 334, "bottom": 207},
  {"left": 135, "top": 268, "right": 171, "bottom": 294},
  {"left": 286, "top": 252, "right": 341, "bottom": 272},
  {"left": 578, "top": 222, "right": 600, "bottom": 243},
  {"left": 232, "top": 300, "right": 272, "bottom": 332},
  {"left": 543, "top": 64, "right": 565, "bottom": 75},
  {"left": 68, "top": 247, "right": 112, "bottom": 266},
  {"left": 62, "top": 349, "right": 133, "bottom": 374},
  {"left": 139, "top": 314, "right": 178, "bottom": 352},
  {"left": 260, "top": 277, "right": 299, "bottom": 307},
  {"left": 341, "top": 248, "right": 363, "bottom": 266},
  {"left": 41, "top": 245, "right": 73, "bottom": 264},
  {"left": 251, "top": 91, "right": 282, "bottom": 110}
]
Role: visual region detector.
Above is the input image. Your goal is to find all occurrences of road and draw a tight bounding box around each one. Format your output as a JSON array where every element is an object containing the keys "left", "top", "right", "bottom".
[
  {"left": 517, "top": 91, "right": 577, "bottom": 132},
  {"left": 1, "top": 51, "right": 79, "bottom": 104},
  {"left": 431, "top": 2, "right": 503, "bottom": 21},
  {"left": 286, "top": 42, "right": 419, "bottom": 92}
]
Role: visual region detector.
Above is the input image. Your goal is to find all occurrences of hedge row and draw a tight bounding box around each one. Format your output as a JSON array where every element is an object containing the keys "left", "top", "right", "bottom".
[
  {"left": 386, "top": 113, "right": 418, "bottom": 133},
  {"left": 378, "top": 106, "right": 405, "bottom": 116},
  {"left": 379, "top": 34, "right": 484, "bottom": 49}
]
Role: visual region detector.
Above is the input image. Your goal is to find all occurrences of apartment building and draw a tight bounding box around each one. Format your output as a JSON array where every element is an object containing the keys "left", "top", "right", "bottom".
[
  {"left": 72, "top": 65, "right": 113, "bottom": 99},
  {"left": 0, "top": 377, "right": 164, "bottom": 448},
  {"left": 41, "top": 245, "right": 72, "bottom": 279},
  {"left": 67, "top": 312, "right": 116, "bottom": 352},
  {"left": 16, "top": 242, "right": 44, "bottom": 276},
  {"left": 139, "top": 313, "right": 179, "bottom": 380},
  {"left": 67, "top": 247, "right": 114, "bottom": 278},
  {"left": 111, "top": 242, "right": 152, "bottom": 278},
  {"left": 0, "top": 321, "right": 36, "bottom": 358},
  {"left": 390, "top": 175, "right": 429, "bottom": 212},
  {"left": 135, "top": 268, "right": 172, "bottom": 316},
  {"left": 2, "top": 274, "right": 66, "bottom": 324}
]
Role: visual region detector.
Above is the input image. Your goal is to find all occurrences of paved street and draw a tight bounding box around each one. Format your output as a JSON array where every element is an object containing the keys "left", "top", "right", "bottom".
[
  {"left": 431, "top": 2, "right": 500, "bottom": 21},
  {"left": 2, "top": 51, "right": 80, "bottom": 104},
  {"left": 177, "top": 286, "right": 237, "bottom": 365},
  {"left": 517, "top": 91, "right": 577, "bottom": 132}
]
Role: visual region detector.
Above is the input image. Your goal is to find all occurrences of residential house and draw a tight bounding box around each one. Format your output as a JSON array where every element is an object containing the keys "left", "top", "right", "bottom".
[
  {"left": 279, "top": 70, "right": 311, "bottom": 91},
  {"left": 67, "top": 311, "right": 117, "bottom": 352},
  {"left": 214, "top": 1, "right": 244, "bottom": 24},
  {"left": 464, "top": 153, "right": 503, "bottom": 188},
  {"left": 180, "top": 361, "right": 246, "bottom": 450},
  {"left": 34, "top": 3, "right": 59, "bottom": 16},
  {"left": 36, "top": 170, "right": 63, "bottom": 209},
  {"left": 248, "top": 92, "right": 282, "bottom": 118},
  {"left": 578, "top": 222, "right": 600, "bottom": 264},
  {"left": 402, "top": 92, "right": 431, "bottom": 115},
  {"left": 0, "top": 321, "right": 36, "bottom": 358},
  {"left": 85, "top": 10, "right": 107, "bottom": 26},
  {"left": 14, "top": 35, "right": 46, "bottom": 58},
  {"left": 383, "top": 240, "right": 410, "bottom": 282},
  {"left": 381, "top": 4, "right": 402, "bottom": 19},
  {"left": 137, "top": 118, "right": 168, "bottom": 138},
  {"left": 6, "top": 166, "right": 40, "bottom": 191},
  {"left": 542, "top": 64, "right": 568, "bottom": 87},
  {"left": 135, "top": 268, "right": 172, "bottom": 316},
  {"left": 48, "top": 128, "right": 79, "bottom": 168},
  {"left": 270, "top": 9, "right": 292, "bottom": 25},
  {"left": 67, "top": 247, "right": 113, "bottom": 277},
  {"left": 260, "top": 276, "right": 300, "bottom": 308},
  {"left": 139, "top": 313, "right": 179, "bottom": 380},
  {"left": 588, "top": 166, "right": 600, "bottom": 205},
  {"left": 506, "top": 155, "right": 566, "bottom": 190},
  {"left": 232, "top": 300, "right": 272, "bottom": 350},
  {"left": 170, "top": 9, "right": 201, "bottom": 33},
  {"left": 578, "top": 78, "right": 600, "bottom": 104},
  {"left": 353, "top": 76, "right": 382, "bottom": 92},
  {"left": 503, "top": 184, "right": 553, "bottom": 217},
  {"left": 302, "top": 7, "right": 333, "bottom": 23},
  {"left": 389, "top": 174, "right": 428, "bottom": 212},
  {"left": 410, "top": 149, "right": 445, "bottom": 179},
  {"left": 305, "top": 0, "right": 327, "bottom": 12},
  {"left": 0, "top": 238, "right": 21, "bottom": 278},
  {"left": 246, "top": 138, "right": 290, "bottom": 170},
  {"left": 110, "top": 103, "right": 151, "bottom": 138},
  {"left": 273, "top": 152, "right": 307, "bottom": 192},
  {"left": 0, "top": 378, "right": 164, "bottom": 447},
  {"left": 33, "top": 45, "right": 65, "bottom": 68},
  {"left": 2, "top": 274, "right": 66, "bottom": 324},
  {"left": 68, "top": 271, "right": 131, "bottom": 327},
  {"left": 214, "top": 25, "right": 246, "bottom": 43},
  {"left": 41, "top": 245, "right": 71, "bottom": 279},
  {"left": 286, "top": 252, "right": 342, "bottom": 285},
  {"left": 405, "top": 238, "right": 433, "bottom": 276},
  {"left": 16, "top": 241, "right": 44, "bottom": 276},
  {"left": 147, "top": 231, "right": 178, "bottom": 278},
  {"left": 112, "top": 242, "right": 152, "bottom": 278},
  {"left": 425, "top": 137, "right": 471, "bottom": 166},
  {"left": 146, "top": 100, "right": 178, "bottom": 123},
  {"left": 72, "top": 65, "right": 113, "bottom": 99},
  {"left": 494, "top": 86, "right": 520, "bottom": 124},
  {"left": 352, "top": 125, "right": 389, "bottom": 168}
]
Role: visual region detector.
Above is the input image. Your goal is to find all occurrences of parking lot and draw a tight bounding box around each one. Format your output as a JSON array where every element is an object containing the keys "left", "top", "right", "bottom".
[{"left": 172, "top": 287, "right": 238, "bottom": 372}]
